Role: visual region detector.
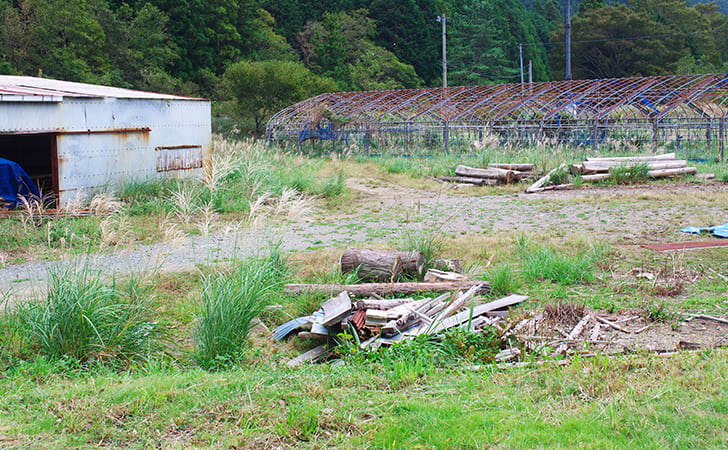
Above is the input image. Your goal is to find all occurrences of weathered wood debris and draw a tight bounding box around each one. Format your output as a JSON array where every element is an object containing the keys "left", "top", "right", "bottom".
[
  {"left": 527, "top": 153, "right": 703, "bottom": 193},
  {"left": 275, "top": 265, "right": 527, "bottom": 365}
]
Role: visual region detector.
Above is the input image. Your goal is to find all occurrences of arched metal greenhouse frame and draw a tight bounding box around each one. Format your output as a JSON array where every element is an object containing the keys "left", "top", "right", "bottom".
[{"left": 266, "top": 73, "right": 728, "bottom": 159}]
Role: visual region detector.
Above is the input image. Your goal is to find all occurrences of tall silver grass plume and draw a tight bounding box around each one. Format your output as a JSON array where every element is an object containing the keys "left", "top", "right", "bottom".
[{"left": 89, "top": 193, "right": 124, "bottom": 216}]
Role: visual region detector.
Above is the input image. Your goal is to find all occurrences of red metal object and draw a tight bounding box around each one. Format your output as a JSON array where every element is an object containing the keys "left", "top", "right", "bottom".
[{"left": 641, "top": 241, "right": 728, "bottom": 251}]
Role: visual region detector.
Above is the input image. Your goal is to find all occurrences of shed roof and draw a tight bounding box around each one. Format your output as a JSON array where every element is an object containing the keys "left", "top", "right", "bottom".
[
  {"left": 0, "top": 76, "right": 204, "bottom": 102},
  {"left": 267, "top": 73, "right": 728, "bottom": 132}
]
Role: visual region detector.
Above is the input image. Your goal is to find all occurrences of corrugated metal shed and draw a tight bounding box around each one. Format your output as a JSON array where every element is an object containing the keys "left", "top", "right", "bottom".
[{"left": 0, "top": 76, "right": 211, "bottom": 205}]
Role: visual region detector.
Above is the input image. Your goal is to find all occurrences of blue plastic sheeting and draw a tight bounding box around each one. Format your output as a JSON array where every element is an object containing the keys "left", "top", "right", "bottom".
[
  {"left": 0, "top": 158, "right": 41, "bottom": 208},
  {"left": 299, "top": 124, "right": 349, "bottom": 145},
  {"left": 680, "top": 223, "right": 728, "bottom": 238}
]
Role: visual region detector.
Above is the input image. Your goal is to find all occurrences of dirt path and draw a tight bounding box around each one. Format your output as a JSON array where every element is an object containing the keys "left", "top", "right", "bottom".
[{"left": 1, "top": 180, "right": 726, "bottom": 297}]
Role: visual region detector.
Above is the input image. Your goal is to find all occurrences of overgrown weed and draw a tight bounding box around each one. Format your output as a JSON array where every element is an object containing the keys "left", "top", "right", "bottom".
[
  {"left": 193, "top": 248, "right": 288, "bottom": 369},
  {"left": 16, "top": 267, "right": 164, "bottom": 365}
]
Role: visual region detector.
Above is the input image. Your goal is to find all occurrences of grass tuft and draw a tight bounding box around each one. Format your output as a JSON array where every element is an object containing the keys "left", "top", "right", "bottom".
[
  {"left": 518, "top": 240, "right": 597, "bottom": 285},
  {"left": 193, "top": 249, "right": 287, "bottom": 369},
  {"left": 485, "top": 263, "right": 521, "bottom": 297},
  {"left": 17, "top": 268, "right": 163, "bottom": 365}
]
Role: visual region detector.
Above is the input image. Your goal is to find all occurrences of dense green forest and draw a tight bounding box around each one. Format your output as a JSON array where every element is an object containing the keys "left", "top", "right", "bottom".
[{"left": 1, "top": 0, "right": 727, "bottom": 133}]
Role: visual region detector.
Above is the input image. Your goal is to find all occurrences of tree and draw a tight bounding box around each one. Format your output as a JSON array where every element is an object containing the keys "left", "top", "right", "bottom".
[
  {"left": 549, "top": 0, "right": 727, "bottom": 79},
  {"left": 223, "top": 59, "right": 337, "bottom": 136},
  {"left": 448, "top": 0, "right": 519, "bottom": 85},
  {"left": 368, "top": 0, "right": 441, "bottom": 85},
  {"left": 1, "top": 0, "right": 108, "bottom": 83},
  {"left": 298, "top": 9, "right": 422, "bottom": 91}
]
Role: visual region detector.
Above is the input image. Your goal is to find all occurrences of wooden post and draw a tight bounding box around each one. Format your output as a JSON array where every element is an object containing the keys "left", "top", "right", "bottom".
[
  {"left": 652, "top": 120, "right": 658, "bottom": 153},
  {"left": 706, "top": 120, "right": 712, "bottom": 155},
  {"left": 443, "top": 121, "right": 449, "bottom": 153},
  {"left": 592, "top": 120, "right": 598, "bottom": 153},
  {"left": 720, "top": 117, "right": 725, "bottom": 161}
]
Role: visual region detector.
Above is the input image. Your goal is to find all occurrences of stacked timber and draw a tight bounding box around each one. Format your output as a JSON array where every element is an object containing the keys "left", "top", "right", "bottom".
[
  {"left": 572, "top": 153, "right": 698, "bottom": 182},
  {"left": 439, "top": 164, "right": 536, "bottom": 186}
]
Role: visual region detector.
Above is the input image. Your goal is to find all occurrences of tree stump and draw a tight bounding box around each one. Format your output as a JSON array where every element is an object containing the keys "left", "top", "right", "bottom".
[{"left": 340, "top": 249, "right": 425, "bottom": 282}]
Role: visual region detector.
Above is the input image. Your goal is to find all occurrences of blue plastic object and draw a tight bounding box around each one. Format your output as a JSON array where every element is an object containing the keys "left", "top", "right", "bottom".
[
  {"left": 0, "top": 158, "right": 41, "bottom": 208},
  {"left": 680, "top": 222, "right": 728, "bottom": 238}
]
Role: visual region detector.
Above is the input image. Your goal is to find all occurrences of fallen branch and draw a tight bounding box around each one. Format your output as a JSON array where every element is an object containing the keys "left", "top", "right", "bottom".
[{"left": 596, "top": 316, "right": 632, "bottom": 333}]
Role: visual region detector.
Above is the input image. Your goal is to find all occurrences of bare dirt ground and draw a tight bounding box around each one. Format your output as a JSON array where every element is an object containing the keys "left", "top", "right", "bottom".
[{"left": 1, "top": 178, "right": 727, "bottom": 353}]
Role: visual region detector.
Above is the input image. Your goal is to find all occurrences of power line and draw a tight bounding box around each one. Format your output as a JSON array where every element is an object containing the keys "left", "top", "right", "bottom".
[{"left": 522, "top": 27, "right": 728, "bottom": 48}]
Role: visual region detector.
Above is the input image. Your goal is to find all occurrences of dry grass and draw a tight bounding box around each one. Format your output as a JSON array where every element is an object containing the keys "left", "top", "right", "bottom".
[{"left": 543, "top": 302, "right": 587, "bottom": 325}]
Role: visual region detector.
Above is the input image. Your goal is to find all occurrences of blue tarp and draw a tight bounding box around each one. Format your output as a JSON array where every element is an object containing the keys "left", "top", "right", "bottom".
[
  {"left": 0, "top": 158, "right": 41, "bottom": 208},
  {"left": 680, "top": 223, "right": 728, "bottom": 238},
  {"left": 299, "top": 124, "right": 348, "bottom": 145}
]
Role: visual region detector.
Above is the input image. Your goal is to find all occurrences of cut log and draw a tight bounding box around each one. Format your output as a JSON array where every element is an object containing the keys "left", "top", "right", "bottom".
[
  {"left": 581, "top": 173, "right": 612, "bottom": 182},
  {"left": 648, "top": 167, "right": 697, "bottom": 178},
  {"left": 440, "top": 176, "right": 497, "bottom": 186},
  {"left": 585, "top": 153, "right": 675, "bottom": 162},
  {"left": 581, "top": 160, "right": 687, "bottom": 173},
  {"left": 339, "top": 249, "right": 404, "bottom": 282},
  {"left": 340, "top": 249, "right": 426, "bottom": 282},
  {"left": 431, "top": 259, "right": 464, "bottom": 273},
  {"left": 455, "top": 165, "right": 517, "bottom": 183},
  {"left": 488, "top": 163, "right": 536, "bottom": 172},
  {"left": 284, "top": 280, "right": 491, "bottom": 297}
]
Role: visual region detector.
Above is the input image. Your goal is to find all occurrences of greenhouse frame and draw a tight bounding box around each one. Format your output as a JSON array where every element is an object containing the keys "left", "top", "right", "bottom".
[{"left": 266, "top": 73, "right": 728, "bottom": 160}]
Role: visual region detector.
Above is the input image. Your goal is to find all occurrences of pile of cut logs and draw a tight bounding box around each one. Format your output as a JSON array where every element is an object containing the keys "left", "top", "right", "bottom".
[
  {"left": 275, "top": 248, "right": 528, "bottom": 366},
  {"left": 526, "top": 152, "right": 707, "bottom": 193},
  {"left": 571, "top": 152, "right": 698, "bottom": 182},
  {"left": 438, "top": 163, "right": 536, "bottom": 186}
]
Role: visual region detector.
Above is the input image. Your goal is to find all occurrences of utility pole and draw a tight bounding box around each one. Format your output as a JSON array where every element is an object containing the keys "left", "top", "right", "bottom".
[
  {"left": 565, "top": 0, "right": 572, "bottom": 80},
  {"left": 437, "top": 14, "right": 447, "bottom": 88},
  {"left": 519, "top": 43, "right": 524, "bottom": 95}
]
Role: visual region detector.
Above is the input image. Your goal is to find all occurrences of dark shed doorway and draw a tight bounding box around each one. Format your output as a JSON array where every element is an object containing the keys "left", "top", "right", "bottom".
[{"left": 0, "top": 132, "right": 58, "bottom": 203}]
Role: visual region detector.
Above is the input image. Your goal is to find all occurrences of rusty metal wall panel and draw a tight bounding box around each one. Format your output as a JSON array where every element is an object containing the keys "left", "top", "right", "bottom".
[{"left": 155, "top": 146, "right": 203, "bottom": 172}]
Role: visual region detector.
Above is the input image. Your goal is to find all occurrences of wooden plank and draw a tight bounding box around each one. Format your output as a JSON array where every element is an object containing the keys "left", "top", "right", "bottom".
[
  {"left": 320, "top": 291, "right": 352, "bottom": 327},
  {"left": 526, "top": 164, "right": 566, "bottom": 193},
  {"left": 286, "top": 345, "right": 328, "bottom": 367},
  {"left": 411, "top": 294, "right": 528, "bottom": 336}
]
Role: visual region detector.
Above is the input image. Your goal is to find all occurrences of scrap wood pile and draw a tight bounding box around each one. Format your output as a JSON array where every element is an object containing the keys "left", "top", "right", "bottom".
[
  {"left": 527, "top": 152, "right": 705, "bottom": 193},
  {"left": 274, "top": 248, "right": 531, "bottom": 367},
  {"left": 510, "top": 303, "right": 728, "bottom": 360},
  {"left": 434, "top": 163, "right": 536, "bottom": 186}
]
